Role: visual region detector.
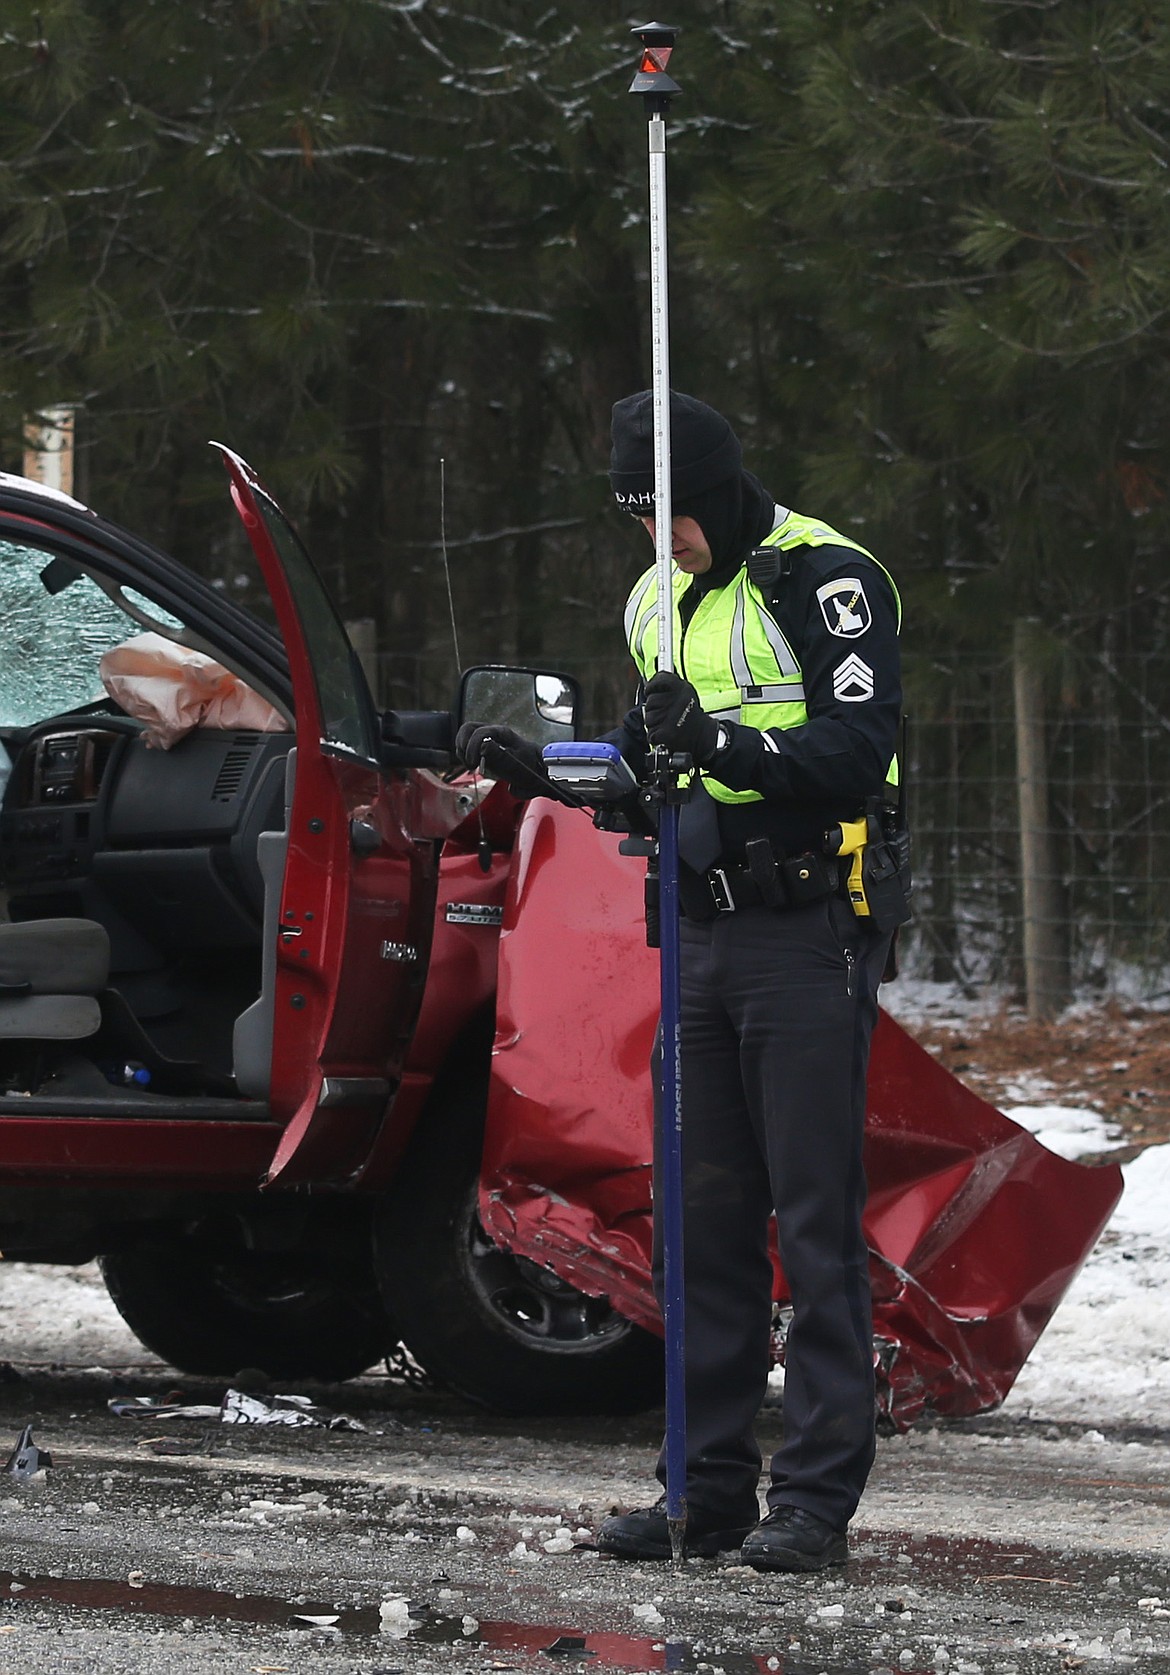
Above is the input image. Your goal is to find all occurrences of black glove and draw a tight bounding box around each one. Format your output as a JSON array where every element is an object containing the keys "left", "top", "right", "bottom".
[
  {"left": 455, "top": 722, "right": 549, "bottom": 796},
  {"left": 642, "top": 670, "right": 720, "bottom": 765}
]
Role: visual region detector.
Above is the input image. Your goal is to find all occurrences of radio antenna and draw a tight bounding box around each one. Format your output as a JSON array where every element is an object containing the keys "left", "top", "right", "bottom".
[
  {"left": 438, "top": 456, "right": 493, "bottom": 873},
  {"left": 439, "top": 456, "right": 463, "bottom": 676}
]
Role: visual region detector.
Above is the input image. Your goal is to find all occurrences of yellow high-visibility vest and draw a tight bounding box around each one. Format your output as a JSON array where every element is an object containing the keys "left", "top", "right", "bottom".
[{"left": 624, "top": 511, "right": 901, "bottom": 804}]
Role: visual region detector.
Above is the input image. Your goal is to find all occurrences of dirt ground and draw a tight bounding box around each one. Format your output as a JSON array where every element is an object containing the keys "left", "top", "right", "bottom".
[{"left": 906, "top": 1004, "right": 1170, "bottom": 1155}]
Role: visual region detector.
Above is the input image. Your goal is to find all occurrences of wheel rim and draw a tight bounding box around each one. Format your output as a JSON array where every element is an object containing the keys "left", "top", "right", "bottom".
[
  {"left": 459, "top": 1193, "right": 633, "bottom": 1354},
  {"left": 204, "top": 1253, "right": 344, "bottom": 1319}
]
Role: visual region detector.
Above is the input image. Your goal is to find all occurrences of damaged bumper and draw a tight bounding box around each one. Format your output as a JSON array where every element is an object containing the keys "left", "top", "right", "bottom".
[{"left": 479, "top": 803, "right": 1123, "bottom": 1430}]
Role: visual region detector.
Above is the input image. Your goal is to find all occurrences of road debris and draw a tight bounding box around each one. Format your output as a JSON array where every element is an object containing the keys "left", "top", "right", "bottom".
[
  {"left": 3, "top": 1422, "right": 51, "bottom": 1479},
  {"left": 107, "top": 1387, "right": 372, "bottom": 1431}
]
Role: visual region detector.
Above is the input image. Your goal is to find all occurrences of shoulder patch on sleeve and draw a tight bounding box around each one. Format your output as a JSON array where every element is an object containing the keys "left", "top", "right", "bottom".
[{"left": 816, "top": 576, "right": 871, "bottom": 638}]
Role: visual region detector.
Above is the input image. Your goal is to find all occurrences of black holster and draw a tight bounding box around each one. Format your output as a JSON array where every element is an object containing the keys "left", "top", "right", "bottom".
[{"left": 859, "top": 802, "right": 913, "bottom": 935}]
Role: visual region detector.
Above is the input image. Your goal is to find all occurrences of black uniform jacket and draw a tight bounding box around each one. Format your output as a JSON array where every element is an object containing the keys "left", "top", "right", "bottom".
[{"left": 611, "top": 536, "right": 902, "bottom": 868}]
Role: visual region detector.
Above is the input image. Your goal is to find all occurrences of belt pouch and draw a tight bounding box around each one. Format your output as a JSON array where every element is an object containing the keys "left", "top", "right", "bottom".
[
  {"left": 744, "top": 838, "right": 785, "bottom": 907},
  {"left": 782, "top": 850, "right": 835, "bottom": 904},
  {"left": 644, "top": 858, "right": 661, "bottom": 948}
]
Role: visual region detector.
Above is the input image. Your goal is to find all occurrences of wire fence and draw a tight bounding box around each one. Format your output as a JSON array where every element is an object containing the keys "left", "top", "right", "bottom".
[
  {"left": 902, "top": 648, "right": 1170, "bottom": 1004},
  {"left": 374, "top": 644, "right": 1170, "bottom": 1007}
]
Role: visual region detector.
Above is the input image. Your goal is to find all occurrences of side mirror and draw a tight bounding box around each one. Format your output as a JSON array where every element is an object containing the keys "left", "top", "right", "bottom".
[
  {"left": 456, "top": 665, "right": 580, "bottom": 747},
  {"left": 378, "top": 707, "right": 456, "bottom": 769}
]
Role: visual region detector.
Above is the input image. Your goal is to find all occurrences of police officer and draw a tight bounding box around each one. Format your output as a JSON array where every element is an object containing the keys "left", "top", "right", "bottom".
[{"left": 460, "top": 391, "right": 901, "bottom": 1573}]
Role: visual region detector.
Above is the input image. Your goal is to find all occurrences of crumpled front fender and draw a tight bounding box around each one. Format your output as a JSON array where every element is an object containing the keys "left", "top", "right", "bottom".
[{"left": 479, "top": 802, "right": 1123, "bottom": 1429}]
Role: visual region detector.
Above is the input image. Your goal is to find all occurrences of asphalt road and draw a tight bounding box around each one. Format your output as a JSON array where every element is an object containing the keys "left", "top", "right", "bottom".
[{"left": 2, "top": 1365, "right": 1169, "bottom": 1675}]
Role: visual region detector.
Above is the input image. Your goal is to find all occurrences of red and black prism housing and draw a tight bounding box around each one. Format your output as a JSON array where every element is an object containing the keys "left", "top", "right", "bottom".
[{"left": 629, "top": 21, "right": 682, "bottom": 105}]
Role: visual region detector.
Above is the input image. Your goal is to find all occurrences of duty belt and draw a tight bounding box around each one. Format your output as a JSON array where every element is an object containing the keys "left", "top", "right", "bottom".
[{"left": 703, "top": 839, "right": 843, "bottom": 914}]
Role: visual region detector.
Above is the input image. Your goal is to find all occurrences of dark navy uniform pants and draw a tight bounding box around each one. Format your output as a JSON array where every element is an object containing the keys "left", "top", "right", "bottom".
[{"left": 651, "top": 894, "right": 888, "bottom": 1532}]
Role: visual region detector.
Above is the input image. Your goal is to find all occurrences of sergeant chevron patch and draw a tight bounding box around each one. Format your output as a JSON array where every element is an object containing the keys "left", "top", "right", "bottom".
[{"left": 832, "top": 653, "right": 875, "bottom": 702}]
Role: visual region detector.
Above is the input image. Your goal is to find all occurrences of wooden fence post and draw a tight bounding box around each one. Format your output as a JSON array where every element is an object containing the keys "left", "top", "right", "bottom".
[{"left": 1012, "top": 617, "right": 1068, "bottom": 1018}]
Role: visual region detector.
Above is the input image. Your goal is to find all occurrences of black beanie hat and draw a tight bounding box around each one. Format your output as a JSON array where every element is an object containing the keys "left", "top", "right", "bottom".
[{"left": 609, "top": 390, "right": 742, "bottom": 514}]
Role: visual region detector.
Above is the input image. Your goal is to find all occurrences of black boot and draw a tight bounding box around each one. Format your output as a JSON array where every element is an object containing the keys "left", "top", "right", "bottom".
[
  {"left": 597, "top": 1496, "right": 757, "bottom": 1561},
  {"left": 740, "top": 1506, "right": 848, "bottom": 1572}
]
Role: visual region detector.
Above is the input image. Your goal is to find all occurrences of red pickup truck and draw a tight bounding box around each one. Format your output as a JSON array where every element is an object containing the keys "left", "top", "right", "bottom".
[{"left": 0, "top": 453, "right": 1122, "bottom": 1427}]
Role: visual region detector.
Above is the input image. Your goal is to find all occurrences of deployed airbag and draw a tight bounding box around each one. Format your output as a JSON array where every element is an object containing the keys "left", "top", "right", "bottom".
[{"left": 100, "top": 633, "right": 284, "bottom": 749}]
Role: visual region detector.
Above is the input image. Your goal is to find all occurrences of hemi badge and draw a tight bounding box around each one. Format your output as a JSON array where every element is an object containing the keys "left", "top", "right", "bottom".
[
  {"left": 445, "top": 903, "right": 504, "bottom": 927},
  {"left": 380, "top": 941, "right": 420, "bottom": 962}
]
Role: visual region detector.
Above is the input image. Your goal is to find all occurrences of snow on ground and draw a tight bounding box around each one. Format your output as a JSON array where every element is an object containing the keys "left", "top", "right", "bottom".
[
  {"left": 1002, "top": 1101, "right": 1123, "bottom": 1161},
  {"left": 880, "top": 976, "right": 1015, "bottom": 1030},
  {"left": 1003, "top": 1140, "right": 1170, "bottom": 1429},
  {"left": 0, "top": 1260, "right": 149, "bottom": 1369}
]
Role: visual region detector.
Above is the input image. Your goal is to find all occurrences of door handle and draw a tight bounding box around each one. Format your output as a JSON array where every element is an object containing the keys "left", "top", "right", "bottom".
[{"left": 349, "top": 817, "right": 381, "bottom": 855}]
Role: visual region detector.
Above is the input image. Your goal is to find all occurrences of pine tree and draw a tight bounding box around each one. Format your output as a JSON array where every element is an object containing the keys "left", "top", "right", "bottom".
[
  {"left": 688, "top": 1, "right": 1170, "bottom": 996},
  {"left": 691, "top": 0, "right": 1170, "bottom": 638}
]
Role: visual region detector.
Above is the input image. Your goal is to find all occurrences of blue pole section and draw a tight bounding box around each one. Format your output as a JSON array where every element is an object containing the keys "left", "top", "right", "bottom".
[{"left": 657, "top": 792, "right": 687, "bottom": 1561}]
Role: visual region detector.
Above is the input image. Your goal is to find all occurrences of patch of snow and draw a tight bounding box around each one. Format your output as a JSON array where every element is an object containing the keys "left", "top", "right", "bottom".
[
  {"left": 1001, "top": 1103, "right": 1124, "bottom": 1160},
  {"left": 998, "top": 1072, "right": 1059, "bottom": 1104},
  {"left": 1109, "top": 1143, "right": 1170, "bottom": 1236},
  {"left": 1003, "top": 1140, "right": 1170, "bottom": 1428},
  {"left": 0, "top": 1261, "right": 150, "bottom": 1366},
  {"left": 879, "top": 981, "right": 1012, "bottom": 1030}
]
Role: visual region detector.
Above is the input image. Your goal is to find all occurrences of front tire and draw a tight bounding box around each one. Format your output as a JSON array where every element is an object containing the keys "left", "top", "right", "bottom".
[
  {"left": 100, "top": 1219, "right": 397, "bottom": 1383},
  {"left": 372, "top": 1075, "right": 662, "bottom": 1416}
]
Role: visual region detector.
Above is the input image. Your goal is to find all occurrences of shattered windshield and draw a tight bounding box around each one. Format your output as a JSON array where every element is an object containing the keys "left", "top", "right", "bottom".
[{"left": 0, "top": 538, "right": 175, "bottom": 726}]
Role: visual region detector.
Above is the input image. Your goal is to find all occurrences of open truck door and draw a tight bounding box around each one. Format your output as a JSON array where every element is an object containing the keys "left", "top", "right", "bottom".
[{"left": 217, "top": 447, "right": 437, "bottom": 1186}]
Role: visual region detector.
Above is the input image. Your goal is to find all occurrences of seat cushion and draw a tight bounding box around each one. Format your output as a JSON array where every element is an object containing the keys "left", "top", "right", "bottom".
[
  {"left": 0, "top": 918, "right": 111, "bottom": 996},
  {"left": 0, "top": 994, "right": 101, "bottom": 1040}
]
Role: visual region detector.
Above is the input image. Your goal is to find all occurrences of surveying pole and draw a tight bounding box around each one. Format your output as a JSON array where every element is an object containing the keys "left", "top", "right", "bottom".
[{"left": 629, "top": 19, "right": 688, "bottom": 1566}]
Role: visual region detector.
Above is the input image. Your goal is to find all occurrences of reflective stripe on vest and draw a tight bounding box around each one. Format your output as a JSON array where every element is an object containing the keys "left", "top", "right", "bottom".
[{"left": 624, "top": 511, "right": 900, "bottom": 804}]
